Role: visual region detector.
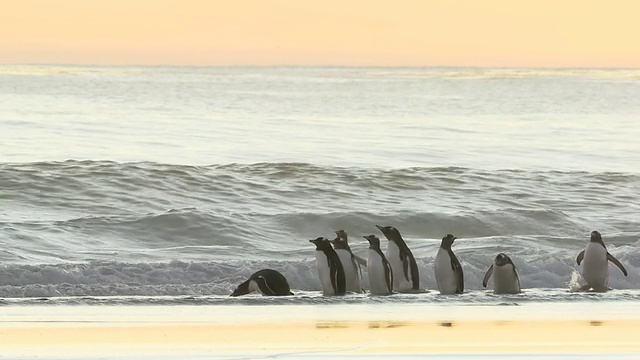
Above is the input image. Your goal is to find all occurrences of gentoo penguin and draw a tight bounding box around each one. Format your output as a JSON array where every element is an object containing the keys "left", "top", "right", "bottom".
[
  {"left": 482, "top": 253, "right": 521, "bottom": 294},
  {"left": 434, "top": 234, "right": 464, "bottom": 294},
  {"left": 364, "top": 235, "right": 393, "bottom": 295},
  {"left": 330, "top": 230, "right": 364, "bottom": 293},
  {"left": 376, "top": 225, "right": 420, "bottom": 292},
  {"left": 310, "top": 237, "right": 346, "bottom": 296},
  {"left": 576, "top": 230, "right": 627, "bottom": 292},
  {"left": 230, "top": 269, "right": 294, "bottom": 296}
]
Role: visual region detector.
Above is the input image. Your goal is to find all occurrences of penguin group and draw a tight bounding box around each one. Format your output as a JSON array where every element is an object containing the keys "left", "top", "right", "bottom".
[{"left": 231, "top": 228, "right": 628, "bottom": 296}]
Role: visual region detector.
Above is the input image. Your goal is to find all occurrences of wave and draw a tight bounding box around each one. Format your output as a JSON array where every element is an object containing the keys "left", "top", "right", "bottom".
[
  {"left": 2, "top": 161, "right": 638, "bottom": 213},
  {"left": 1, "top": 160, "right": 638, "bottom": 298},
  {"left": 0, "top": 239, "right": 638, "bottom": 298}
]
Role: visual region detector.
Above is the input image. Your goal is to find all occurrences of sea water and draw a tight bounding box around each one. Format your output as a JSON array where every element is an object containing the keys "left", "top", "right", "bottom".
[{"left": 0, "top": 66, "right": 639, "bottom": 303}]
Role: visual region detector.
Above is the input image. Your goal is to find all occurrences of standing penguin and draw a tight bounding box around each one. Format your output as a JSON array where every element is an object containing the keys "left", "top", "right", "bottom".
[
  {"left": 330, "top": 230, "right": 364, "bottom": 293},
  {"left": 434, "top": 234, "right": 463, "bottom": 294},
  {"left": 230, "top": 269, "right": 294, "bottom": 296},
  {"left": 482, "top": 253, "right": 521, "bottom": 294},
  {"left": 376, "top": 225, "right": 420, "bottom": 292},
  {"left": 310, "top": 237, "right": 346, "bottom": 296},
  {"left": 576, "top": 230, "right": 627, "bottom": 292},
  {"left": 364, "top": 235, "right": 393, "bottom": 295}
]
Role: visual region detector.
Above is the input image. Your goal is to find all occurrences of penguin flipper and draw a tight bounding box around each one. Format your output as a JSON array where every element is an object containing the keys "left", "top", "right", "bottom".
[
  {"left": 354, "top": 254, "right": 367, "bottom": 267},
  {"left": 400, "top": 251, "right": 411, "bottom": 282},
  {"left": 331, "top": 256, "right": 346, "bottom": 295},
  {"left": 383, "top": 259, "right": 393, "bottom": 293},
  {"left": 607, "top": 252, "right": 628, "bottom": 276},
  {"left": 482, "top": 265, "right": 494, "bottom": 288},
  {"left": 403, "top": 251, "right": 420, "bottom": 290},
  {"left": 576, "top": 250, "right": 585, "bottom": 265},
  {"left": 450, "top": 254, "right": 464, "bottom": 294},
  {"left": 410, "top": 258, "right": 420, "bottom": 290}
]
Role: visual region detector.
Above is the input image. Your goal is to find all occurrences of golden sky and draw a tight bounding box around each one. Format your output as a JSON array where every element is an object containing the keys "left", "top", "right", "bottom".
[{"left": 1, "top": 0, "right": 639, "bottom": 67}]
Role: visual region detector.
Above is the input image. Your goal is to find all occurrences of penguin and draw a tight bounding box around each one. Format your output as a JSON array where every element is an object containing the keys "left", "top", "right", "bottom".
[
  {"left": 576, "top": 230, "right": 627, "bottom": 292},
  {"left": 364, "top": 235, "right": 393, "bottom": 295},
  {"left": 376, "top": 225, "right": 420, "bottom": 292},
  {"left": 310, "top": 237, "right": 346, "bottom": 296},
  {"left": 329, "top": 230, "right": 364, "bottom": 293},
  {"left": 482, "top": 253, "right": 521, "bottom": 294},
  {"left": 434, "top": 234, "right": 463, "bottom": 294},
  {"left": 230, "top": 269, "right": 294, "bottom": 296}
]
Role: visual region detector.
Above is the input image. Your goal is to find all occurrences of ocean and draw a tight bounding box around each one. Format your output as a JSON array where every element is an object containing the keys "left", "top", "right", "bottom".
[{"left": 1, "top": 65, "right": 639, "bottom": 304}]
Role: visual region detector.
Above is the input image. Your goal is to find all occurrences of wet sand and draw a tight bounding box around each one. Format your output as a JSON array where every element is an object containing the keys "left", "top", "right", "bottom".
[{"left": 1, "top": 303, "right": 639, "bottom": 358}]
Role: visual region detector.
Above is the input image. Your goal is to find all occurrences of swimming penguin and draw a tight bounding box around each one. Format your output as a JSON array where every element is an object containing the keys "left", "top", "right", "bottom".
[
  {"left": 330, "top": 230, "right": 364, "bottom": 293},
  {"left": 434, "top": 234, "right": 463, "bottom": 294},
  {"left": 482, "top": 253, "right": 521, "bottom": 294},
  {"left": 364, "top": 235, "right": 393, "bottom": 295},
  {"left": 310, "top": 237, "right": 346, "bottom": 296},
  {"left": 376, "top": 225, "right": 420, "bottom": 292},
  {"left": 230, "top": 269, "right": 294, "bottom": 296},
  {"left": 576, "top": 230, "right": 627, "bottom": 292}
]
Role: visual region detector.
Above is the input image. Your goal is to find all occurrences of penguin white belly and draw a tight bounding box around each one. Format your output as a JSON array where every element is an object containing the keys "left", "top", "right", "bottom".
[
  {"left": 434, "top": 248, "right": 457, "bottom": 295},
  {"left": 493, "top": 264, "right": 520, "bottom": 294},
  {"left": 335, "top": 249, "right": 362, "bottom": 293},
  {"left": 247, "top": 280, "right": 261, "bottom": 294},
  {"left": 368, "top": 249, "right": 391, "bottom": 295},
  {"left": 581, "top": 243, "right": 608, "bottom": 291},
  {"left": 386, "top": 242, "right": 412, "bottom": 292},
  {"left": 315, "top": 251, "right": 336, "bottom": 295}
]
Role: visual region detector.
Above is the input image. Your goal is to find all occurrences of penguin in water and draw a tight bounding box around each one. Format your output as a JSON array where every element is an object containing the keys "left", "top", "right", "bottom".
[
  {"left": 434, "top": 234, "right": 464, "bottom": 294},
  {"left": 330, "top": 230, "right": 364, "bottom": 293},
  {"left": 376, "top": 225, "right": 420, "bottom": 292},
  {"left": 576, "top": 230, "right": 627, "bottom": 292},
  {"left": 364, "top": 235, "right": 393, "bottom": 295},
  {"left": 482, "top": 253, "right": 521, "bottom": 294},
  {"left": 310, "top": 237, "right": 346, "bottom": 296},
  {"left": 230, "top": 269, "right": 294, "bottom": 296}
]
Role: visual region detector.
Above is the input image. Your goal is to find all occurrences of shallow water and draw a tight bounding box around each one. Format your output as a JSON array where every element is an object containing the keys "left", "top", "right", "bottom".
[{"left": 0, "top": 66, "right": 639, "bottom": 301}]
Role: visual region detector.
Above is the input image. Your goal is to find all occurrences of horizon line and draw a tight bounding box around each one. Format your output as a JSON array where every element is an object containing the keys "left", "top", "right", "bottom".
[{"left": 2, "top": 62, "right": 640, "bottom": 70}]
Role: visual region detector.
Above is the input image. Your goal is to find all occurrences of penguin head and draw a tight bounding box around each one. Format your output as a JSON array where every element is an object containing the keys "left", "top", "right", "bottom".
[
  {"left": 590, "top": 231, "right": 603, "bottom": 243},
  {"left": 335, "top": 229, "right": 348, "bottom": 242},
  {"left": 440, "top": 234, "right": 457, "bottom": 248},
  {"left": 364, "top": 234, "right": 381, "bottom": 248},
  {"left": 309, "top": 237, "right": 331, "bottom": 250},
  {"left": 230, "top": 279, "right": 251, "bottom": 297},
  {"left": 329, "top": 232, "right": 349, "bottom": 250},
  {"left": 375, "top": 225, "right": 402, "bottom": 242},
  {"left": 495, "top": 253, "right": 510, "bottom": 267}
]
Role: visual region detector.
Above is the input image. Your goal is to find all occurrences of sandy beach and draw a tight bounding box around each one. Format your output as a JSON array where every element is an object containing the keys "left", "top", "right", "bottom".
[{"left": 2, "top": 302, "right": 639, "bottom": 359}]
